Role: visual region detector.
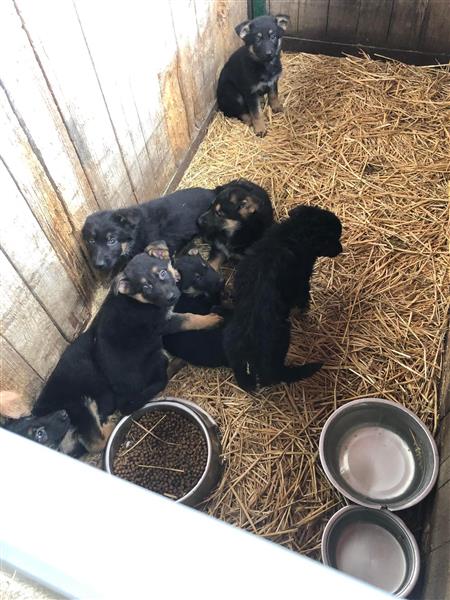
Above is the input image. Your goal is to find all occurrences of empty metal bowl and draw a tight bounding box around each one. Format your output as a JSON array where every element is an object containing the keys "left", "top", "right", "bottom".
[
  {"left": 322, "top": 505, "right": 420, "bottom": 597},
  {"left": 319, "top": 398, "right": 438, "bottom": 510},
  {"left": 104, "top": 397, "right": 222, "bottom": 506}
]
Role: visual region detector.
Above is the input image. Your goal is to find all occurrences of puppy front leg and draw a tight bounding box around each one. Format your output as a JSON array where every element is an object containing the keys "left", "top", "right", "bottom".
[
  {"left": 208, "top": 245, "right": 227, "bottom": 271},
  {"left": 163, "top": 312, "right": 223, "bottom": 335},
  {"left": 246, "top": 94, "right": 266, "bottom": 137},
  {"left": 268, "top": 81, "right": 283, "bottom": 113}
]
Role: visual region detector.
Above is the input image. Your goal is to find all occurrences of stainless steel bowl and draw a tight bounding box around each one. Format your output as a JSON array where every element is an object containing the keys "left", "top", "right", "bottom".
[
  {"left": 319, "top": 398, "right": 438, "bottom": 510},
  {"left": 321, "top": 505, "right": 420, "bottom": 597},
  {"left": 104, "top": 397, "right": 222, "bottom": 506}
]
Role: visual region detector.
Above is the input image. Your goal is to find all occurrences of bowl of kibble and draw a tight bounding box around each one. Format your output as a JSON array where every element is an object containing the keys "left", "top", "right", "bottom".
[{"left": 104, "top": 397, "right": 222, "bottom": 506}]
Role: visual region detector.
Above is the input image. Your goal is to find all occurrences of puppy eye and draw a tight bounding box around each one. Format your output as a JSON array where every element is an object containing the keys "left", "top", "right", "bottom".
[
  {"left": 159, "top": 270, "right": 168, "bottom": 280},
  {"left": 107, "top": 237, "right": 117, "bottom": 246},
  {"left": 35, "top": 428, "right": 48, "bottom": 443},
  {"left": 257, "top": 33, "right": 262, "bottom": 39},
  {"left": 88, "top": 239, "right": 96, "bottom": 245},
  {"left": 143, "top": 283, "right": 153, "bottom": 291},
  {"left": 217, "top": 210, "right": 224, "bottom": 218},
  {"left": 270, "top": 33, "right": 277, "bottom": 41},
  {"left": 195, "top": 273, "right": 201, "bottom": 280}
]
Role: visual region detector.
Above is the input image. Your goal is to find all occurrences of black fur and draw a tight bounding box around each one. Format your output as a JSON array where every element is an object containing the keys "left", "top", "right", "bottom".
[
  {"left": 163, "top": 251, "right": 230, "bottom": 367},
  {"left": 82, "top": 187, "right": 215, "bottom": 273},
  {"left": 217, "top": 14, "right": 289, "bottom": 136},
  {"left": 223, "top": 205, "right": 343, "bottom": 391},
  {"left": 197, "top": 179, "right": 274, "bottom": 267},
  {"left": 2, "top": 410, "right": 71, "bottom": 450},
  {"left": 32, "top": 243, "right": 222, "bottom": 452}
]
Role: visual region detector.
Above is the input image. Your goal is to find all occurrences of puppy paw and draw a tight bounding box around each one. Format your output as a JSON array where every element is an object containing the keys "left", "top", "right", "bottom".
[
  {"left": 204, "top": 313, "right": 224, "bottom": 328},
  {"left": 272, "top": 104, "right": 284, "bottom": 114},
  {"left": 254, "top": 126, "right": 267, "bottom": 137}
]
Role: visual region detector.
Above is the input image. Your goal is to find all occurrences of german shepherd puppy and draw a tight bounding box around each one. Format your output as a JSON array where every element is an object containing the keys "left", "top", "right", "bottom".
[
  {"left": 3, "top": 410, "right": 71, "bottom": 450},
  {"left": 82, "top": 187, "right": 215, "bottom": 274},
  {"left": 163, "top": 250, "right": 230, "bottom": 368},
  {"left": 217, "top": 14, "right": 289, "bottom": 136},
  {"left": 223, "top": 205, "right": 343, "bottom": 391},
  {"left": 32, "top": 242, "right": 222, "bottom": 452},
  {"left": 197, "top": 179, "right": 274, "bottom": 269}
]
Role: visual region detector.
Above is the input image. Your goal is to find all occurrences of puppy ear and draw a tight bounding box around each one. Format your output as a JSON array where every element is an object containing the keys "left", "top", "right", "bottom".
[
  {"left": 275, "top": 14, "right": 289, "bottom": 31},
  {"left": 113, "top": 208, "right": 141, "bottom": 229},
  {"left": 112, "top": 273, "right": 130, "bottom": 295},
  {"left": 288, "top": 204, "right": 305, "bottom": 218},
  {"left": 214, "top": 183, "right": 227, "bottom": 195},
  {"left": 235, "top": 19, "right": 251, "bottom": 39},
  {"left": 187, "top": 248, "right": 199, "bottom": 256},
  {"left": 145, "top": 240, "right": 170, "bottom": 260}
]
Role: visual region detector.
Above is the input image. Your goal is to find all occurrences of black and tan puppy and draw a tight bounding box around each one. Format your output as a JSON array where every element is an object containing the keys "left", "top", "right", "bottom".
[
  {"left": 197, "top": 179, "right": 274, "bottom": 269},
  {"left": 163, "top": 250, "right": 230, "bottom": 368},
  {"left": 32, "top": 242, "right": 222, "bottom": 453},
  {"left": 223, "top": 205, "right": 343, "bottom": 391},
  {"left": 217, "top": 14, "right": 289, "bottom": 136},
  {"left": 82, "top": 187, "right": 215, "bottom": 274},
  {"left": 2, "top": 410, "right": 71, "bottom": 450}
]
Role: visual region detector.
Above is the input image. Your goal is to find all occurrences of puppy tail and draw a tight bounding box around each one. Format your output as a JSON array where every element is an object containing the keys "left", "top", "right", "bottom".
[{"left": 279, "top": 362, "right": 323, "bottom": 383}]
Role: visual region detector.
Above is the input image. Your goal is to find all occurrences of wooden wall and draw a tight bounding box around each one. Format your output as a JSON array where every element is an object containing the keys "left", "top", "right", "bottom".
[
  {"left": 0, "top": 0, "right": 246, "bottom": 404},
  {"left": 268, "top": 0, "right": 450, "bottom": 54}
]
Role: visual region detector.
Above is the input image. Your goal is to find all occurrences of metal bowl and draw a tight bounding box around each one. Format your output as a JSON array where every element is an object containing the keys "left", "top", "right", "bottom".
[
  {"left": 319, "top": 398, "right": 438, "bottom": 510},
  {"left": 104, "top": 397, "right": 222, "bottom": 506},
  {"left": 321, "top": 505, "right": 420, "bottom": 597}
]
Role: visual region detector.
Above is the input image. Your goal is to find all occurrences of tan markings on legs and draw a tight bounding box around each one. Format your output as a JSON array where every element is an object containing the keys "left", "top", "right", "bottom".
[
  {"left": 178, "top": 313, "right": 224, "bottom": 331},
  {"left": 268, "top": 88, "right": 283, "bottom": 113},
  {"left": 208, "top": 255, "right": 225, "bottom": 271},
  {"left": 121, "top": 242, "right": 129, "bottom": 255},
  {"left": 251, "top": 107, "right": 267, "bottom": 137}
]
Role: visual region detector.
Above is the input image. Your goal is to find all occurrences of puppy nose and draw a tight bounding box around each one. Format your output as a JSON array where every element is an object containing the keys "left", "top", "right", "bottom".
[
  {"left": 95, "top": 259, "right": 106, "bottom": 269},
  {"left": 167, "top": 292, "right": 176, "bottom": 302},
  {"left": 266, "top": 50, "right": 273, "bottom": 57},
  {"left": 59, "top": 411, "right": 69, "bottom": 422}
]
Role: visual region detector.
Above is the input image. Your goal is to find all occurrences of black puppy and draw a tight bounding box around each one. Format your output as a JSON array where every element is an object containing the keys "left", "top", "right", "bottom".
[
  {"left": 3, "top": 410, "right": 71, "bottom": 450},
  {"left": 217, "top": 14, "right": 289, "bottom": 136},
  {"left": 82, "top": 187, "right": 215, "bottom": 274},
  {"left": 163, "top": 250, "right": 230, "bottom": 368},
  {"left": 197, "top": 179, "right": 274, "bottom": 269},
  {"left": 32, "top": 242, "right": 222, "bottom": 452},
  {"left": 223, "top": 205, "right": 343, "bottom": 391}
]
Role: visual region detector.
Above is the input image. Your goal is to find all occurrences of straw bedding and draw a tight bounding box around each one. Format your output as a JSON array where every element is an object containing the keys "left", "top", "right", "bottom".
[{"left": 162, "top": 53, "right": 450, "bottom": 557}]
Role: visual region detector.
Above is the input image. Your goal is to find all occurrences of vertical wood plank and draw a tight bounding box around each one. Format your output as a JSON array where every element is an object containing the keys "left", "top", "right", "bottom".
[
  {"left": 386, "top": 0, "right": 429, "bottom": 50},
  {"left": 0, "top": 0, "right": 100, "bottom": 229},
  {"left": 419, "top": 0, "right": 450, "bottom": 53},
  {"left": 15, "top": 0, "right": 136, "bottom": 209},
  {"left": 356, "top": 0, "right": 393, "bottom": 46},
  {"left": 269, "top": 0, "right": 299, "bottom": 32},
  {"left": 297, "top": 0, "right": 330, "bottom": 39},
  {"left": 74, "top": 0, "right": 157, "bottom": 202},
  {"left": 0, "top": 336, "right": 44, "bottom": 405},
  {"left": 326, "top": 0, "right": 361, "bottom": 43},
  {"left": 0, "top": 161, "right": 88, "bottom": 339},
  {"left": 0, "top": 87, "right": 94, "bottom": 304},
  {"left": 0, "top": 250, "right": 67, "bottom": 380}
]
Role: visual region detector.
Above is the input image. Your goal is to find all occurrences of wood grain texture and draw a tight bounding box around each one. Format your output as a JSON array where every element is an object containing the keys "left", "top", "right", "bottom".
[
  {"left": 297, "top": 0, "right": 330, "bottom": 39},
  {"left": 0, "top": 336, "right": 43, "bottom": 405},
  {"left": 0, "top": 161, "right": 88, "bottom": 339},
  {"left": 386, "top": 0, "right": 429, "bottom": 50},
  {"left": 0, "top": 250, "right": 67, "bottom": 380},
  {"left": 0, "top": 87, "right": 94, "bottom": 305},
  {"left": 356, "top": 0, "right": 393, "bottom": 46},
  {"left": 0, "top": 0, "right": 100, "bottom": 229},
  {"left": 420, "top": 0, "right": 450, "bottom": 53},
  {"left": 326, "top": 0, "right": 361, "bottom": 42},
  {"left": 15, "top": 0, "right": 136, "bottom": 209},
  {"left": 74, "top": 0, "right": 157, "bottom": 202}
]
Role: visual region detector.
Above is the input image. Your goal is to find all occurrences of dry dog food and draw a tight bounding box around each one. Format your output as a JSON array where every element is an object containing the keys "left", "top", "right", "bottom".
[{"left": 113, "top": 409, "right": 208, "bottom": 500}]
